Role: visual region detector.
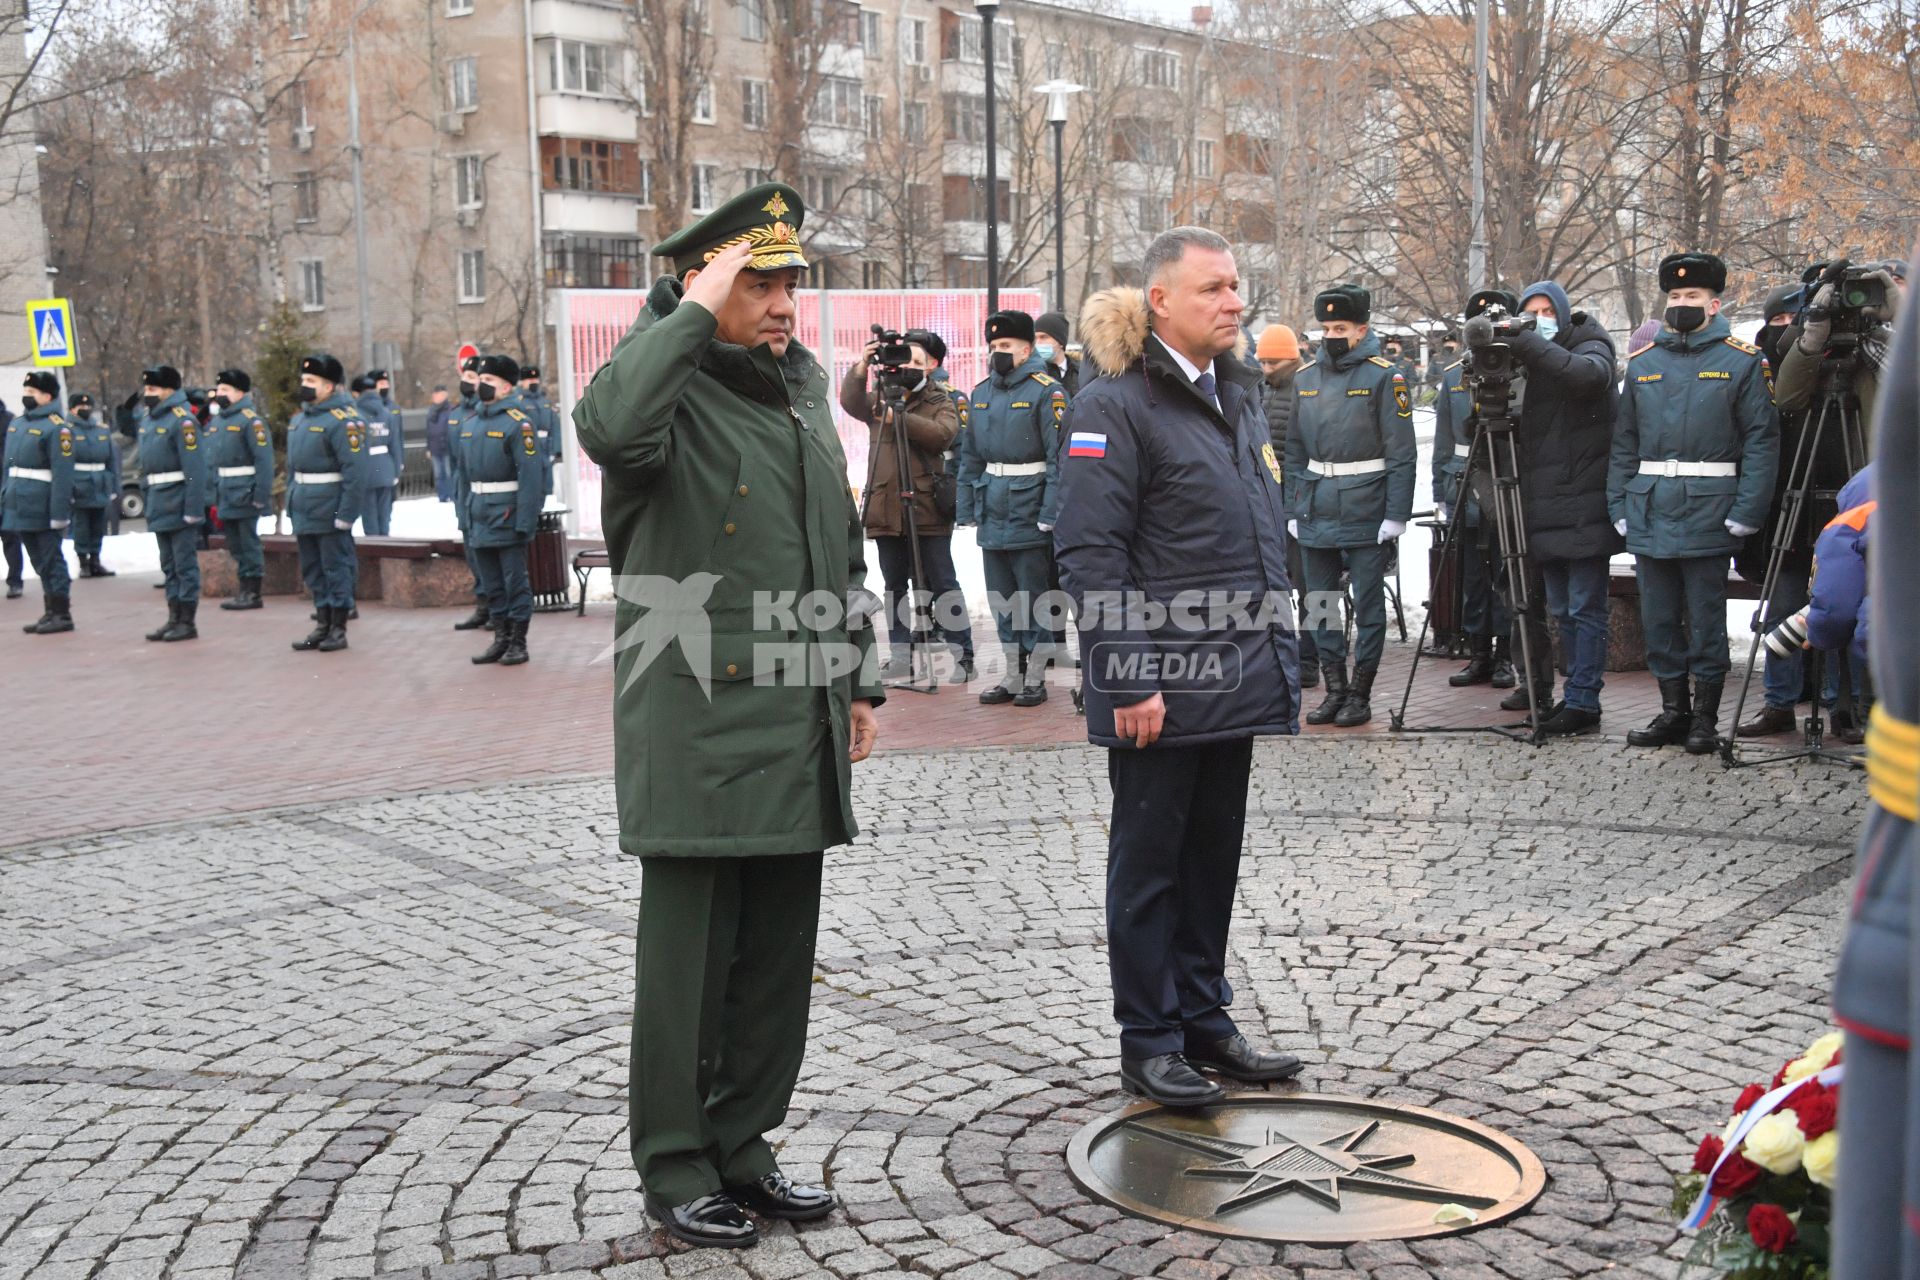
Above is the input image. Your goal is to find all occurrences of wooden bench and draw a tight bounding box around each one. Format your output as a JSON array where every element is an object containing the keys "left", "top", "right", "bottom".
[
  {"left": 572, "top": 545, "right": 611, "bottom": 615},
  {"left": 199, "top": 533, "right": 475, "bottom": 608}
]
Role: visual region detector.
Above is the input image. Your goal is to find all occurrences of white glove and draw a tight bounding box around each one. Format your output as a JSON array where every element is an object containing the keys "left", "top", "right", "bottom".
[
  {"left": 1614, "top": 518, "right": 1627, "bottom": 536},
  {"left": 49, "top": 519, "right": 69, "bottom": 529},
  {"left": 1287, "top": 519, "right": 1299, "bottom": 538},
  {"left": 1435, "top": 503, "right": 1450, "bottom": 525},
  {"left": 1037, "top": 523, "right": 1054, "bottom": 533},
  {"left": 1377, "top": 519, "right": 1406, "bottom": 543},
  {"left": 183, "top": 514, "right": 204, "bottom": 525},
  {"left": 334, "top": 519, "right": 352, "bottom": 531},
  {"left": 1726, "top": 519, "right": 1759, "bottom": 538}
]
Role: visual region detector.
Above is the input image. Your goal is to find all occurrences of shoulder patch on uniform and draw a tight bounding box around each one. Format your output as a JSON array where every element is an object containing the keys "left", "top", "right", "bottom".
[
  {"left": 332, "top": 408, "right": 348, "bottom": 419},
  {"left": 1031, "top": 372, "right": 1055, "bottom": 387},
  {"left": 346, "top": 423, "right": 362, "bottom": 452},
  {"left": 1724, "top": 336, "right": 1761, "bottom": 356},
  {"left": 1368, "top": 355, "right": 1394, "bottom": 367},
  {"left": 1393, "top": 376, "right": 1411, "bottom": 416},
  {"left": 183, "top": 422, "right": 198, "bottom": 450},
  {"left": 1627, "top": 343, "right": 1656, "bottom": 359},
  {"left": 1445, "top": 357, "right": 1467, "bottom": 372},
  {"left": 58, "top": 425, "right": 73, "bottom": 456},
  {"left": 255, "top": 423, "right": 269, "bottom": 447},
  {"left": 522, "top": 420, "right": 537, "bottom": 456},
  {"left": 507, "top": 408, "right": 528, "bottom": 422},
  {"left": 173, "top": 406, "right": 190, "bottom": 418}
]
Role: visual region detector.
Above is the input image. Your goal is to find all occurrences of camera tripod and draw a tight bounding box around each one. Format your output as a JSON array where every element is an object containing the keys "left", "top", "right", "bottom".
[
  {"left": 1722, "top": 355, "right": 1870, "bottom": 769},
  {"left": 878, "top": 380, "right": 941, "bottom": 694},
  {"left": 1390, "top": 397, "right": 1549, "bottom": 745}
]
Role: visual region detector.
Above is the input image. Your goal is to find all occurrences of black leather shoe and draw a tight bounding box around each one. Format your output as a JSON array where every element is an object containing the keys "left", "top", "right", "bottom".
[
  {"left": 1120, "top": 1053, "right": 1227, "bottom": 1107},
  {"left": 643, "top": 1191, "right": 759, "bottom": 1249},
  {"left": 453, "top": 602, "right": 491, "bottom": 630},
  {"left": 1539, "top": 704, "right": 1602, "bottom": 737},
  {"left": 1185, "top": 1033, "right": 1305, "bottom": 1084},
  {"left": 724, "top": 1172, "right": 838, "bottom": 1222}
]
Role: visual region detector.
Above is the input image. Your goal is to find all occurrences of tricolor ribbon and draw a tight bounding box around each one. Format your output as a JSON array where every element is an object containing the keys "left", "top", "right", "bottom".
[{"left": 1682, "top": 1064, "right": 1844, "bottom": 1230}]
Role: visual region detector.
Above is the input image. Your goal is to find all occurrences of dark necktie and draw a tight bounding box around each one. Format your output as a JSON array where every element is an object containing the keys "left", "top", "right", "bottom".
[{"left": 1195, "top": 371, "right": 1217, "bottom": 405}]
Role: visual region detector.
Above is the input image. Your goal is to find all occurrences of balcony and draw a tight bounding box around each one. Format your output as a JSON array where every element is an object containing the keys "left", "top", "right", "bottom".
[
  {"left": 535, "top": 94, "right": 636, "bottom": 141},
  {"left": 543, "top": 191, "right": 641, "bottom": 236}
]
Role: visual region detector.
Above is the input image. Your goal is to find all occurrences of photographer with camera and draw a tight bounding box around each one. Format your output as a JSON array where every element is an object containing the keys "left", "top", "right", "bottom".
[
  {"left": 1434, "top": 293, "right": 1516, "bottom": 693},
  {"left": 841, "top": 329, "right": 972, "bottom": 682},
  {"left": 1608, "top": 252, "right": 1779, "bottom": 753}
]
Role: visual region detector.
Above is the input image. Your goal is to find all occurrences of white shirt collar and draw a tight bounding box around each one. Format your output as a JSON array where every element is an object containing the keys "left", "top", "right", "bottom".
[{"left": 1153, "top": 334, "right": 1215, "bottom": 391}]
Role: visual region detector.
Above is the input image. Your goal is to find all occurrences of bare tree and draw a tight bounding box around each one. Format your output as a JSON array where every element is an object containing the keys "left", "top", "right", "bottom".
[{"left": 628, "top": 0, "right": 714, "bottom": 232}]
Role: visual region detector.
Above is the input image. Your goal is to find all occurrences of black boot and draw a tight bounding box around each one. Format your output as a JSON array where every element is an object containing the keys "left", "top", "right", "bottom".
[
  {"left": 1489, "top": 637, "right": 1516, "bottom": 689},
  {"left": 292, "top": 606, "right": 330, "bottom": 650},
  {"left": 1305, "top": 664, "right": 1348, "bottom": 725},
  {"left": 1298, "top": 651, "right": 1320, "bottom": 689},
  {"left": 1500, "top": 657, "right": 1551, "bottom": 711},
  {"left": 471, "top": 616, "right": 510, "bottom": 664},
  {"left": 1686, "top": 679, "right": 1724, "bottom": 755},
  {"left": 91, "top": 554, "right": 116, "bottom": 578},
  {"left": 22, "top": 593, "right": 52, "bottom": 633},
  {"left": 499, "top": 618, "right": 530, "bottom": 666},
  {"left": 453, "top": 601, "right": 491, "bottom": 630},
  {"left": 979, "top": 645, "right": 1020, "bottom": 705},
  {"left": 1334, "top": 664, "right": 1376, "bottom": 727},
  {"left": 147, "top": 600, "right": 180, "bottom": 642},
  {"left": 1013, "top": 647, "right": 1048, "bottom": 706},
  {"left": 160, "top": 599, "right": 198, "bottom": 641},
  {"left": 1628, "top": 678, "right": 1693, "bottom": 747},
  {"left": 1449, "top": 639, "right": 1496, "bottom": 686},
  {"left": 32, "top": 593, "right": 74, "bottom": 634},
  {"left": 222, "top": 576, "right": 264, "bottom": 610},
  {"left": 317, "top": 604, "right": 349, "bottom": 652}
]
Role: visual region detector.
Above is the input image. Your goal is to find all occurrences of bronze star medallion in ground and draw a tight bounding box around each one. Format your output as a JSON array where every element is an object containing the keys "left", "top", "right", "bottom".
[{"left": 1066, "top": 1094, "right": 1548, "bottom": 1243}]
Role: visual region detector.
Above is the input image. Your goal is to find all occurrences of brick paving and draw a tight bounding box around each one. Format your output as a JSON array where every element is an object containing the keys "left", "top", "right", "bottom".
[{"left": 0, "top": 566, "right": 1862, "bottom": 1280}]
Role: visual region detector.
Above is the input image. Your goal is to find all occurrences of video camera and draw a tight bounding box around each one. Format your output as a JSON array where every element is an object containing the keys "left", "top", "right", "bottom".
[
  {"left": 868, "top": 325, "right": 922, "bottom": 394},
  {"left": 1462, "top": 299, "right": 1536, "bottom": 425},
  {"left": 1802, "top": 257, "right": 1899, "bottom": 351}
]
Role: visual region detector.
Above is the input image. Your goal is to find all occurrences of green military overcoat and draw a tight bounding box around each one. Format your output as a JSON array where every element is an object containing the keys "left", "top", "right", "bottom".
[{"left": 575, "top": 274, "right": 883, "bottom": 858}]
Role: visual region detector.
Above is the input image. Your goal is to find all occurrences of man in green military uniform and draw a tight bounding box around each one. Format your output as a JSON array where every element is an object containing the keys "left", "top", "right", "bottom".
[
  {"left": 1608, "top": 252, "right": 1779, "bottom": 753},
  {"left": 573, "top": 183, "right": 884, "bottom": 1250},
  {"left": 208, "top": 369, "right": 276, "bottom": 611},
  {"left": 1284, "top": 284, "right": 1417, "bottom": 727}
]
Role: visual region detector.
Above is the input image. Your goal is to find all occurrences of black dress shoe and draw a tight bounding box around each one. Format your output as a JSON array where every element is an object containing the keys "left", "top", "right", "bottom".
[
  {"left": 643, "top": 1191, "right": 760, "bottom": 1249},
  {"left": 724, "top": 1172, "right": 838, "bottom": 1222},
  {"left": 1120, "top": 1053, "right": 1227, "bottom": 1107},
  {"left": 1185, "top": 1033, "right": 1305, "bottom": 1084},
  {"left": 1539, "top": 704, "right": 1602, "bottom": 737}
]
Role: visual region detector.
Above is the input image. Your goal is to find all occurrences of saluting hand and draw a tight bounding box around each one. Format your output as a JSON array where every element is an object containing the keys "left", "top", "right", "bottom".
[
  {"left": 849, "top": 698, "right": 879, "bottom": 763},
  {"left": 683, "top": 240, "right": 754, "bottom": 319}
]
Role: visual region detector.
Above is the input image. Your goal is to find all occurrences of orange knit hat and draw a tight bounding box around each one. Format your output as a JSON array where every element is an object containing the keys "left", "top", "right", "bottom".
[{"left": 1255, "top": 324, "right": 1300, "bottom": 360}]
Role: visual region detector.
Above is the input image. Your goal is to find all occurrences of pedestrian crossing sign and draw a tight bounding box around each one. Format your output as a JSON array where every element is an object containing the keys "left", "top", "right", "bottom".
[{"left": 27, "top": 298, "right": 76, "bottom": 367}]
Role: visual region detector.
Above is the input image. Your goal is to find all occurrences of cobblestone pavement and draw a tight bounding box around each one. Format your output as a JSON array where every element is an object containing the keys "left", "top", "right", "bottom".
[{"left": 0, "top": 737, "right": 1861, "bottom": 1279}]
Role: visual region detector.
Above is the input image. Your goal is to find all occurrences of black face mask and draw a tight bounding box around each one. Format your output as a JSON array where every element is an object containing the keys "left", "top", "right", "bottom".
[
  {"left": 75, "top": 409, "right": 93, "bottom": 421},
  {"left": 1665, "top": 305, "right": 1708, "bottom": 334},
  {"left": 460, "top": 380, "right": 478, "bottom": 398},
  {"left": 476, "top": 382, "right": 498, "bottom": 402},
  {"left": 1321, "top": 337, "right": 1351, "bottom": 362},
  {"left": 210, "top": 394, "right": 231, "bottom": 411},
  {"left": 990, "top": 351, "right": 1015, "bottom": 378},
  {"left": 297, "top": 386, "right": 318, "bottom": 403},
  {"left": 524, "top": 383, "right": 540, "bottom": 395},
  {"left": 141, "top": 393, "right": 162, "bottom": 409},
  {"left": 379, "top": 389, "right": 392, "bottom": 403},
  {"left": 21, "top": 393, "right": 43, "bottom": 411}
]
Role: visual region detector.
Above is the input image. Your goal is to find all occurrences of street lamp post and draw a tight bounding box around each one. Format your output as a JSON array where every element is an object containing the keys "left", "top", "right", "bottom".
[
  {"left": 977, "top": 0, "right": 1000, "bottom": 314},
  {"left": 1035, "top": 80, "right": 1083, "bottom": 316}
]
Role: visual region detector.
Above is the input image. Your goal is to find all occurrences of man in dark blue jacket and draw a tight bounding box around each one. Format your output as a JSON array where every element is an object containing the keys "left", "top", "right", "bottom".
[{"left": 1056, "top": 227, "right": 1303, "bottom": 1109}]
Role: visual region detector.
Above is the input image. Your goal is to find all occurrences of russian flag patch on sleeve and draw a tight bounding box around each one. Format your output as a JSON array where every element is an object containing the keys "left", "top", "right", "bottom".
[{"left": 1067, "top": 431, "right": 1107, "bottom": 458}]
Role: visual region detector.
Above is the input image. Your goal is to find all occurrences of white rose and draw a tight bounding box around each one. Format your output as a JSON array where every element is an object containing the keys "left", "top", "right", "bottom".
[
  {"left": 1803, "top": 1131, "right": 1838, "bottom": 1188},
  {"left": 1742, "top": 1111, "right": 1806, "bottom": 1176}
]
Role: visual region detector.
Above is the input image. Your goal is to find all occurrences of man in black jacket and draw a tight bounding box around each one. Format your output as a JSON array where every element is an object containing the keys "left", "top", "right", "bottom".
[
  {"left": 1497, "top": 280, "right": 1622, "bottom": 735},
  {"left": 1057, "top": 227, "right": 1304, "bottom": 1108}
]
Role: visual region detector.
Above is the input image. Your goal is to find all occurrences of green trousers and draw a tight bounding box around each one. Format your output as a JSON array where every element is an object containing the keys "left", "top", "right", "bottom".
[{"left": 629, "top": 851, "right": 823, "bottom": 1207}]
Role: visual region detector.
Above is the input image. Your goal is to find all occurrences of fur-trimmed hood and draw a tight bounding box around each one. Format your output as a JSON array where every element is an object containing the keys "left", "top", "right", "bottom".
[{"left": 1078, "top": 287, "right": 1252, "bottom": 378}]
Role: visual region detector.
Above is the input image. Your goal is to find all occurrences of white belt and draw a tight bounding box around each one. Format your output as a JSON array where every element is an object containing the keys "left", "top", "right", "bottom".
[
  {"left": 146, "top": 470, "right": 185, "bottom": 485},
  {"left": 470, "top": 480, "right": 518, "bottom": 494},
  {"left": 986, "top": 460, "right": 1047, "bottom": 476},
  {"left": 537, "top": 431, "right": 550, "bottom": 439},
  {"left": 295, "top": 471, "right": 343, "bottom": 484},
  {"left": 1307, "top": 458, "right": 1386, "bottom": 477},
  {"left": 1453, "top": 444, "right": 1471, "bottom": 459},
  {"left": 217, "top": 466, "right": 255, "bottom": 477},
  {"left": 9, "top": 466, "right": 51, "bottom": 482},
  {"left": 369, "top": 445, "right": 389, "bottom": 455},
  {"left": 74, "top": 463, "right": 106, "bottom": 472},
  {"left": 1638, "top": 460, "right": 1737, "bottom": 478}
]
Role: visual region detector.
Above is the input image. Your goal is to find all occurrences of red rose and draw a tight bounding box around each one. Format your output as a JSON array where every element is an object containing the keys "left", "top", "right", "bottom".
[
  {"left": 1748, "top": 1203, "right": 1798, "bottom": 1254},
  {"left": 1791, "top": 1086, "right": 1838, "bottom": 1139},
  {"left": 1771, "top": 1063, "right": 1791, "bottom": 1090},
  {"left": 1735, "top": 1084, "right": 1767, "bottom": 1114},
  {"left": 1710, "top": 1151, "right": 1765, "bottom": 1198},
  {"left": 1692, "top": 1134, "right": 1725, "bottom": 1174}
]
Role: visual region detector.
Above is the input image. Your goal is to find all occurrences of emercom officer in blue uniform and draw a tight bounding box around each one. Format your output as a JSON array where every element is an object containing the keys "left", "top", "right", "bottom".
[
  {"left": 448, "top": 355, "right": 493, "bottom": 632},
  {"left": 458, "top": 354, "right": 543, "bottom": 666},
  {"left": 287, "top": 353, "right": 367, "bottom": 653},
  {"left": 3, "top": 371, "right": 77, "bottom": 635},
  {"left": 66, "top": 392, "right": 117, "bottom": 579},
  {"left": 1057, "top": 227, "right": 1304, "bottom": 1109},
  {"left": 1284, "top": 284, "right": 1417, "bottom": 728},
  {"left": 519, "top": 365, "right": 562, "bottom": 496},
  {"left": 136, "top": 363, "right": 210, "bottom": 643},
  {"left": 1608, "top": 251, "right": 1778, "bottom": 753},
  {"left": 354, "top": 374, "right": 401, "bottom": 535},
  {"left": 208, "top": 369, "right": 275, "bottom": 611}
]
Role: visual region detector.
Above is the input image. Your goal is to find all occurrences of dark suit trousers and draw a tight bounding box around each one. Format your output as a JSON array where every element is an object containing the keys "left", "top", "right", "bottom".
[
  {"left": 1106, "top": 737, "right": 1253, "bottom": 1058},
  {"left": 629, "top": 851, "right": 823, "bottom": 1208}
]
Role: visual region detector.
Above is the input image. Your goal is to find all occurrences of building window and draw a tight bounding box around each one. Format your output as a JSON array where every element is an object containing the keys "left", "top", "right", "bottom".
[
  {"left": 639, "top": 158, "right": 653, "bottom": 206},
  {"left": 942, "top": 92, "right": 986, "bottom": 145},
  {"left": 299, "top": 258, "right": 325, "bottom": 310},
  {"left": 545, "top": 39, "right": 615, "bottom": 96},
  {"left": 742, "top": 78, "right": 769, "bottom": 130},
  {"left": 545, "top": 235, "right": 648, "bottom": 288},
  {"left": 860, "top": 181, "right": 883, "bottom": 220},
  {"left": 810, "top": 76, "right": 861, "bottom": 129},
  {"left": 449, "top": 56, "right": 479, "bottom": 111},
  {"left": 951, "top": 15, "right": 1011, "bottom": 68},
  {"left": 906, "top": 261, "right": 928, "bottom": 287},
  {"left": 860, "top": 260, "right": 887, "bottom": 288},
  {"left": 802, "top": 171, "right": 837, "bottom": 211},
  {"left": 693, "top": 79, "right": 715, "bottom": 123},
  {"left": 742, "top": 167, "right": 771, "bottom": 188},
  {"left": 738, "top": 0, "right": 766, "bottom": 40},
  {"left": 1195, "top": 139, "right": 1214, "bottom": 178},
  {"left": 903, "top": 100, "right": 926, "bottom": 143},
  {"left": 691, "top": 163, "right": 718, "bottom": 213},
  {"left": 294, "top": 171, "right": 318, "bottom": 223},
  {"left": 459, "top": 249, "right": 486, "bottom": 303},
  {"left": 900, "top": 15, "right": 926, "bottom": 64},
  {"left": 1044, "top": 41, "right": 1065, "bottom": 79},
  {"left": 447, "top": 0, "right": 472, "bottom": 15},
  {"left": 944, "top": 255, "right": 987, "bottom": 288},
  {"left": 1079, "top": 48, "right": 1101, "bottom": 88},
  {"left": 287, "top": 0, "right": 307, "bottom": 37},
  {"left": 454, "top": 155, "right": 484, "bottom": 209},
  {"left": 864, "top": 94, "right": 884, "bottom": 140},
  {"left": 1134, "top": 194, "right": 1168, "bottom": 234},
  {"left": 1136, "top": 48, "right": 1179, "bottom": 89},
  {"left": 288, "top": 80, "right": 310, "bottom": 130},
  {"left": 942, "top": 174, "right": 1008, "bottom": 222},
  {"left": 541, "top": 136, "right": 641, "bottom": 193},
  {"left": 859, "top": 9, "right": 882, "bottom": 57}
]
